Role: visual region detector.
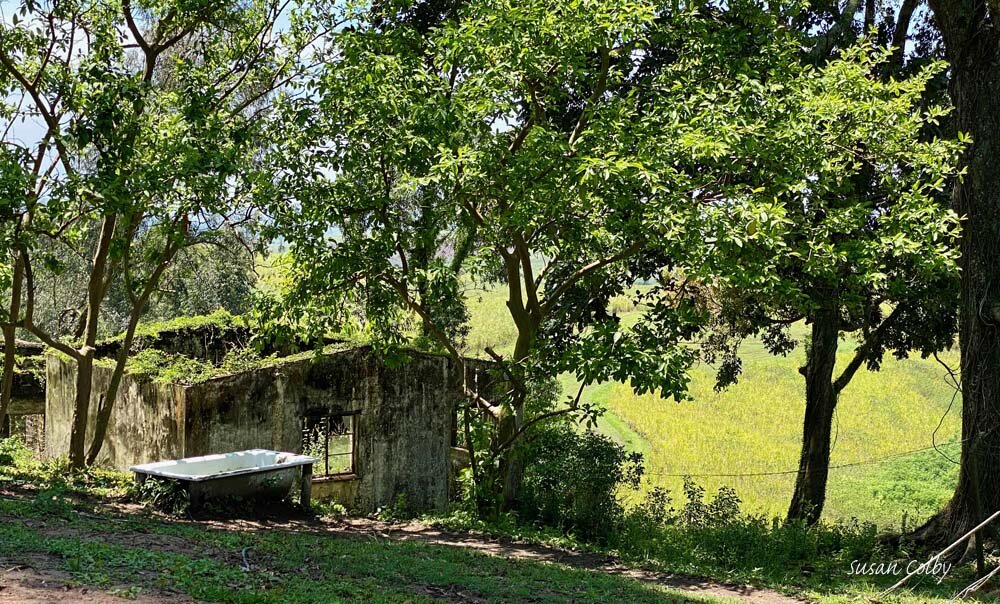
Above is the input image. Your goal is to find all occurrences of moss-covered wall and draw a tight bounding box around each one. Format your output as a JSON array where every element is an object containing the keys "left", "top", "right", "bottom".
[
  {"left": 183, "top": 347, "right": 488, "bottom": 513},
  {"left": 4, "top": 340, "right": 45, "bottom": 414},
  {"left": 4, "top": 340, "right": 47, "bottom": 450},
  {"left": 45, "top": 337, "right": 495, "bottom": 514},
  {"left": 95, "top": 323, "right": 251, "bottom": 365},
  {"left": 45, "top": 355, "right": 186, "bottom": 468}
]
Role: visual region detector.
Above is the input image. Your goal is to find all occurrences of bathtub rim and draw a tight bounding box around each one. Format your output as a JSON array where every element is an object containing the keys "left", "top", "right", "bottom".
[{"left": 129, "top": 449, "right": 318, "bottom": 482}]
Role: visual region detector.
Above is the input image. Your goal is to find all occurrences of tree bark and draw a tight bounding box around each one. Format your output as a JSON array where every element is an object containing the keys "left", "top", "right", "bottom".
[
  {"left": 68, "top": 214, "right": 117, "bottom": 468},
  {"left": 0, "top": 256, "right": 24, "bottom": 438},
  {"left": 912, "top": 14, "right": 1000, "bottom": 544},
  {"left": 888, "top": 0, "right": 919, "bottom": 71},
  {"left": 787, "top": 305, "right": 840, "bottom": 525},
  {"left": 497, "top": 321, "right": 533, "bottom": 510}
]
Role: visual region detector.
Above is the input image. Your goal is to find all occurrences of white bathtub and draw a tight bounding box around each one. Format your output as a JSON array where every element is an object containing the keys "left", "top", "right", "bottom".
[{"left": 130, "top": 449, "right": 318, "bottom": 508}]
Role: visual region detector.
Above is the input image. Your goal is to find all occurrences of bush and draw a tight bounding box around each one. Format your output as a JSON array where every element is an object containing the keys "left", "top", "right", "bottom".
[
  {"left": 518, "top": 423, "right": 643, "bottom": 543},
  {"left": 0, "top": 437, "right": 25, "bottom": 466},
  {"left": 129, "top": 477, "right": 190, "bottom": 515},
  {"left": 615, "top": 478, "right": 886, "bottom": 586}
]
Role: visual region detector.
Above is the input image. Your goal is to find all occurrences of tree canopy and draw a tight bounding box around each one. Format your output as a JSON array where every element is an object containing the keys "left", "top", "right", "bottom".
[{"left": 261, "top": 0, "right": 962, "bottom": 509}]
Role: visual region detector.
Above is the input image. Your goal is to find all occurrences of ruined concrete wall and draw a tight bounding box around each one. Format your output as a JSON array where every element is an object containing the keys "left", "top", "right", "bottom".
[
  {"left": 184, "top": 348, "right": 481, "bottom": 513},
  {"left": 44, "top": 355, "right": 77, "bottom": 461},
  {"left": 311, "top": 476, "right": 360, "bottom": 507},
  {"left": 94, "top": 325, "right": 251, "bottom": 365},
  {"left": 9, "top": 414, "right": 44, "bottom": 455},
  {"left": 43, "top": 340, "right": 495, "bottom": 514},
  {"left": 361, "top": 350, "right": 453, "bottom": 513},
  {"left": 3, "top": 340, "right": 46, "bottom": 446},
  {"left": 44, "top": 355, "right": 186, "bottom": 468},
  {"left": 182, "top": 349, "right": 377, "bottom": 455}
]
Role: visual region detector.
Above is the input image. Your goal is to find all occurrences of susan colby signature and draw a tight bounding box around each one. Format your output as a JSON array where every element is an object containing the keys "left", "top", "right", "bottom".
[{"left": 849, "top": 559, "right": 953, "bottom": 582}]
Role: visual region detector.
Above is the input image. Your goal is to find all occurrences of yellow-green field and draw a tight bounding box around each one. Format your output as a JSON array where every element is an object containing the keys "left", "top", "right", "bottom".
[{"left": 465, "top": 285, "right": 962, "bottom": 529}]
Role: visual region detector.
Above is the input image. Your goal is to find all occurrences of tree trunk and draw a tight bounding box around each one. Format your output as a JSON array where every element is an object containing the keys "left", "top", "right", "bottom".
[
  {"left": 68, "top": 351, "right": 95, "bottom": 466},
  {"left": 84, "top": 324, "right": 132, "bottom": 466},
  {"left": 86, "top": 236, "right": 180, "bottom": 465},
  {"left": 497, "top": 321, "right": 533, "bottom": 511},
  {"left": 913, "top": 24, "right": 1000, "bottom": 545},
  {"left": 787, "top": 306, "right": 840, "bottom": 525},
  {"left": 68, "top": 214, "right": 117, "bottom": 468},
  {"left": 0, "top": 256, "right": 24, "bottom": 438}
]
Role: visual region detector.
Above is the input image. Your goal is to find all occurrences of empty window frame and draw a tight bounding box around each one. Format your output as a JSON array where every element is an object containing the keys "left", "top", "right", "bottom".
[{"left": 302, "top": 411, "right": 358, "bottom": 477}]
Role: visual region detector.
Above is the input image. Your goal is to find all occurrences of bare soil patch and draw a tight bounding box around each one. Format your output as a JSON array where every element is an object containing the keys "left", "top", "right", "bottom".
[{"left": 0, "top": 554, "right": 194, "bottom": 604}]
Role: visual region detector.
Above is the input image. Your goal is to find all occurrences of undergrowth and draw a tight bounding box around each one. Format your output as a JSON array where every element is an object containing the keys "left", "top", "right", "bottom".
[{"left": 0, "top": 437, "right": 131, "bottom": 499}]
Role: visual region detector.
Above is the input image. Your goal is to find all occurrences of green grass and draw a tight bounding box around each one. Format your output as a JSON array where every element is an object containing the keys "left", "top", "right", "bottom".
[
  {"left": 604, "top": 336, "right": 961, "bottom": 528},
  {"left": 0, "top": 278, "right": 971, "bottom": 602},
  {"left": 0, "top": 445, "right": 988, "bottom": 604},
  {"left": 466, "top": 285, "right": 962, "bottom": 529},
  {"left": 0, "top": 436, "right": 985, "bottom": 604},
  {"left": 0, "top": 494, "right": 734, "bottom": 604}
]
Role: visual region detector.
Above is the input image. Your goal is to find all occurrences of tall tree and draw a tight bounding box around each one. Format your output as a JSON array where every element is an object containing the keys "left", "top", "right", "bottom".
[
  {"left": 265, "top": 0, "right": 954, "bottom": 512},
  {"left": 679, "top": 0, "right": 957, "bottom": 525},
  {"left": 917, "top": 0, "right": 1000, "bottom": 543},
  {"left": 0, "top": 0, "right": 319, "bottom": 466},
  {"left": 700, "top": 50, "right": 963, "bottom": 525},
  {"left": 267, "top": 0, "right": 780, "bottom": 508}
]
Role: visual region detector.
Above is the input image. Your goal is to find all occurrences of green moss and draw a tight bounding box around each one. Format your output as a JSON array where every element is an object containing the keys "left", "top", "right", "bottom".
[
  {"left": 101, "top": 309, "right": 243, "bottom": 348},
  {"left": 49, "top": 309, "right": 386, "bottom": 385},
  {"left": 125, "top": 349, "right": 215, "bottom": 385},
  {"left": 12, "top": 354, "right": 46, "bottom": 386}
]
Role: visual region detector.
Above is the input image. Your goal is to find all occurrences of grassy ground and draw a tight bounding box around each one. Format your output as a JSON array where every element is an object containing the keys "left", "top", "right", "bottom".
[
  {"left": 0, "top": 442, "right": 744, "bottom": 604},
  {"left": 465, "top": 285, "right": 962, "bottom": 529},
  {"left": 0, "top": 496, "right": 735, "bottom": 604},
  {"left": 1, "top": 440, "right": 993, "bottom": 604}
]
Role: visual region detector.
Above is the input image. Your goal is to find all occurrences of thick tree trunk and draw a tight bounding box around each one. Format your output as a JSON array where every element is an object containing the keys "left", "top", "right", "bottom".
[
  {"left": 787, "top": 306, "right": 840, "bottom": 525},
  {"left": 913, "top": 27, "right": 1000, "bottom": 545}
]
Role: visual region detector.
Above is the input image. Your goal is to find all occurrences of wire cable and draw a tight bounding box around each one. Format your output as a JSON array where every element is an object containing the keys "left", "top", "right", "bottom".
[{"left": 644, "top": 440, "right": 963, "bottom": 478}]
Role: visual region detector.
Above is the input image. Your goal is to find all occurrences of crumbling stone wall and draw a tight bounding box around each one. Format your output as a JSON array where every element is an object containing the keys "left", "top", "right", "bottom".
[
  {"left": 45, "top": 355, "right": 186, "bottom": 468},
  {"left": 44, "top": 325, "right": 494, "bottom": 514},
  {"left": 3, "top": 340, "right": 46, "bottom": 453},
  {"left": 93, "top": 324, "right": 251, "bottom": 365},
  {"left": 183, "top": 347, "right": 485, "bottom": 512}
]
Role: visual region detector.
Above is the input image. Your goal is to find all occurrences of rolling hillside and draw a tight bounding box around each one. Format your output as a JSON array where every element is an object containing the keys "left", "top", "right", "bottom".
[{"left": 465, "top": 286, "right": 961, "bottom": 528}]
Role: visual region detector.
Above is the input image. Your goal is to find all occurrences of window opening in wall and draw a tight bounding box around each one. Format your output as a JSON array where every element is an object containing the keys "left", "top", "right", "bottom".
[{"left": 302, "top": 411, "right": 358, "bottom": 477}]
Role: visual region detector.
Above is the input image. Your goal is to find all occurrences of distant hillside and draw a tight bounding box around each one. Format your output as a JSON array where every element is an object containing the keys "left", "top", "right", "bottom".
[{"left": 466, "top": 286, "right": 961, "bottom": 528}]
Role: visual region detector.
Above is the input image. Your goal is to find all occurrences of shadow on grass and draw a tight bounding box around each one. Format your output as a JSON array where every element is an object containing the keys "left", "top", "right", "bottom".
[{"left": 0, "top": 493, "right": 736, "bottom": 604}]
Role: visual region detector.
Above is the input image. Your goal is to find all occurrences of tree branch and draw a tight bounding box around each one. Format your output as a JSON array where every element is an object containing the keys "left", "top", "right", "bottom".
[
  {"left": 833, "top": 304, "right": 906, "bottom": 393},
  {"left": 540, "top": 239, "right": 646, "bottom": 315},
  {"left": 888, "top": 0, "right": 919, "bottom": 72}
]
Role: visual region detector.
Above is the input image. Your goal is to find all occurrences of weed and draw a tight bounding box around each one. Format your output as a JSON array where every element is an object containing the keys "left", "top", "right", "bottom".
[
  {"left": 33, "top": 484, "right": 75, "bottom": 518},
  {"left": 377, "top": 493, "right": 413, "bottom": 522},
  {"left": 129, "top": 477, "right": 190, "bottom": 515}
]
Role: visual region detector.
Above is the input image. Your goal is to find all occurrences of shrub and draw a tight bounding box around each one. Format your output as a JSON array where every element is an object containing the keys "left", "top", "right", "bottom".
[
  {"left": 33, "top": 483, "right": 75, "bottom": 518},
  {"left": 615, "top": 478, "right": 886, "bottom": 586},
  {"left": 126, "top": 349, "right": 215, "bottom": 384},
  {"left": 518, "top": 423, "right": 643, "bottom": 543},
  {"left": 0, "top": 437, "right": 26, "bottom": 466},
  {"left": 129, "top": 476, "right": 190, "bottom": 515}
]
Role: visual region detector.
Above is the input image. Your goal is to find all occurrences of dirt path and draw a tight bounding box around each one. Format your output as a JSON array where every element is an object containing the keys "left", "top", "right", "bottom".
[
  {"left": 0, "top": 503, "right": 806, "bottom": 604},
  {"left": 332, "top": 518, "right": 807, "bottom": 604}
]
